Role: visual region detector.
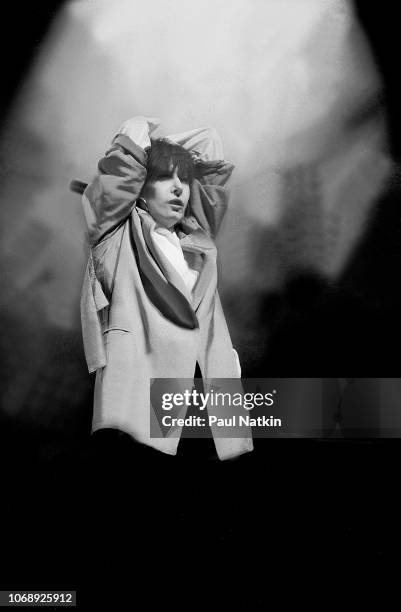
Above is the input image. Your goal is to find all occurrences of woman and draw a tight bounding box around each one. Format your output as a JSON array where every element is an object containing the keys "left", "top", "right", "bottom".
[{"left": 80, "top": 116, "right": 253, "bottom": 461}]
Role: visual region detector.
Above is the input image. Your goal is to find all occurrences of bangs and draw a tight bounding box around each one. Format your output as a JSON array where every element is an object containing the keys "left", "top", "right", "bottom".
[{"left": 146, "top": 138, "right": 195, "bottom": 184}]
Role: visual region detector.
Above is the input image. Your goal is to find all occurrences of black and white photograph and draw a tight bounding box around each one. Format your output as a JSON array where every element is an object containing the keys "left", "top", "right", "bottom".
[{"left": 1, "top": 0, "right": 400, "bottom": 607}]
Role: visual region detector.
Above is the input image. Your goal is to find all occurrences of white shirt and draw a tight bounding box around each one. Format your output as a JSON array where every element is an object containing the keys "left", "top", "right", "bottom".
[{"left": 153, "top": 226, "right": 200, "bottom": 295}]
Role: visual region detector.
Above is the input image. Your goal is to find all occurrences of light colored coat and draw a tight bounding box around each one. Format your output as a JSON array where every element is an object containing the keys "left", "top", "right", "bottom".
[{"left": 80, "top": 128, "right": 253, "bottom": 460}]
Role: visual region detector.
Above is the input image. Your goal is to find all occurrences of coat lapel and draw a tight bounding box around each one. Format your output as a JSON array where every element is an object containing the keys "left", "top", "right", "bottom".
[
  {"left": 133, "top": 207, "right": 218, "bottom": 325},
  {"left": 131, "top": 209, "right": 199, "bottom": 329},
  {"left": 179, "top": 229, "right": 217, "bottom": 314}
]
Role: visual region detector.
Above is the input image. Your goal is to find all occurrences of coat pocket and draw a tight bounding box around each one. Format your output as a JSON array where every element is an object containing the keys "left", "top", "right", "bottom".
[
  {"left": 103, "top": 326, "right": 133, "bottom": 334},
  {"left": 102, "top": 327, "right": 136, "bottom": 364}
]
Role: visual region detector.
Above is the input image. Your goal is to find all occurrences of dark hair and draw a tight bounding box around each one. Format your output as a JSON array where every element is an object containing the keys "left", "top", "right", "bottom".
[{"left": 146, "top": 138, "right": 195, "bottom": 184}]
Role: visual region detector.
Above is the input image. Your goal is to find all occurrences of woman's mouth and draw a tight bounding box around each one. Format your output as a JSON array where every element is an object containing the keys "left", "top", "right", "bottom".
[{"left": 169, "top": 199, "right": 184, "bottom": 212}]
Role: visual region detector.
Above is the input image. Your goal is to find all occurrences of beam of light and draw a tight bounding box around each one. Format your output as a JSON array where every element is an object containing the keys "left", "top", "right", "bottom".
[{"left": 0, "top": 0, "right": 391, "bottom": 362}]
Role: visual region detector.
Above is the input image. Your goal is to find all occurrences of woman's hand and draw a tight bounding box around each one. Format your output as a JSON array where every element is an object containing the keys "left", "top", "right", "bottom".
[
  {"left": 192, "top": 156, "right": 235, "bottom": 180},
  {"left": 115, "top": 116, "right": 160, "bottom": 150}
]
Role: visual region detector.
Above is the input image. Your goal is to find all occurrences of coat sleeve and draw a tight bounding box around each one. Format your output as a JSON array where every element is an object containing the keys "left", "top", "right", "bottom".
[
  {"left": 82, "top": 134, "right": 148, "bottom": 246},
  {"left": 167, "top": 127, "right": 234, "bottom": 238}
]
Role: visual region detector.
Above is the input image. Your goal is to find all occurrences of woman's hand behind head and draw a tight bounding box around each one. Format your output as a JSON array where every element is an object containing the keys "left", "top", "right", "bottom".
[{"left": 193, "top": 158, "right": 235, "bottom": 186}]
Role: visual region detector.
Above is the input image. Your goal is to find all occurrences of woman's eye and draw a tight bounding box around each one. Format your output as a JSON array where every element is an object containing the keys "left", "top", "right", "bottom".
[{"left": 158, "top": 174, "right": 189, "bottom": 183}]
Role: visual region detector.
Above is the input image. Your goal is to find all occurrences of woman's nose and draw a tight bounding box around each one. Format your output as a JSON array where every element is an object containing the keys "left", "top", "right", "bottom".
[{"left": 172, "top": 174, "right": 183, "bottom": 194}]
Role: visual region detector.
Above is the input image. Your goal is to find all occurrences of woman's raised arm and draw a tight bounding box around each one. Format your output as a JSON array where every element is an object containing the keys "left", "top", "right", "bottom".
[
  {"left": 82, "top": 116, "right": 159, "bottom": 246},
  {"left": 167, "top": 126, "right": 235, "bottom": 238}
]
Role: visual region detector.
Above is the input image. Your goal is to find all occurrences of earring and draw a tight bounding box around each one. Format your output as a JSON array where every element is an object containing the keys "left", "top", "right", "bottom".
[{"left": 137, "top": 197, "right": 149, "bottom": 213}]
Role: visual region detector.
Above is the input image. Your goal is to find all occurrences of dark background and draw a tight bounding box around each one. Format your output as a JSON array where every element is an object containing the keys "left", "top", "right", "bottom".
[{"left": 0, "top": 2, "right": 400, "bottom": 607}]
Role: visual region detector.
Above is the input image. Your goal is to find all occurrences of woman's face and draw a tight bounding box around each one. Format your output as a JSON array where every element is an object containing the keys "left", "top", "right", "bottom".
[{"left": 141, "top": 167, "right": 190, "bottom": 229}]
